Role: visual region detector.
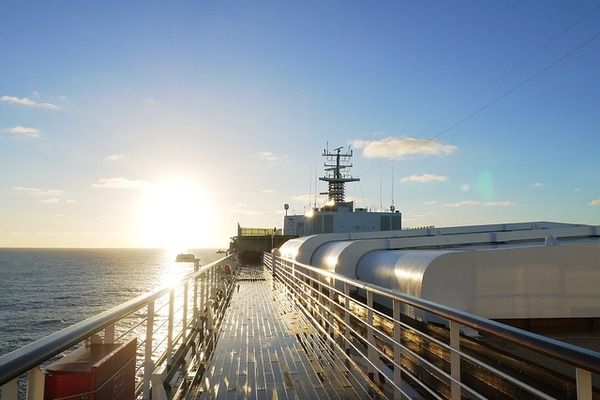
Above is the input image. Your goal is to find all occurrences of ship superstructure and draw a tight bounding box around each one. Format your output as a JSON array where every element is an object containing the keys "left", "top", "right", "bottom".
[{"left": 283, "top": 145, "right": 401, "bottom": 236}]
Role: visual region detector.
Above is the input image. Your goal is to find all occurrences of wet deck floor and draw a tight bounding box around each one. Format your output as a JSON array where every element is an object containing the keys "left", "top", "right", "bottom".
[{"left": 188, "top": 266, "right": 373, "bottom": 399}]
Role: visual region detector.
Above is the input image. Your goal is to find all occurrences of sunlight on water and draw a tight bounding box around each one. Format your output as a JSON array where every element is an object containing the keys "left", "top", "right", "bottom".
[
  {"left": 0, "top": 248, "right": 221, "bottom": 356},
  {"left": 157, "top": 254, "right": 193, "bottom": 288}
]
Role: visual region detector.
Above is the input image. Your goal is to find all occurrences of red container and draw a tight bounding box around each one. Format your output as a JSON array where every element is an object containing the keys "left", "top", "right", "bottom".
[{"left": 44, "top": 338, "right": 136, "bottom": 400}]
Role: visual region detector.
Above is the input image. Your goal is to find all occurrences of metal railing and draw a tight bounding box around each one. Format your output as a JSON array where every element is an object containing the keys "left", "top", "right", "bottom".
[
  {"left": 0, "top": 255, "right": 235, "bottom": 400},
  {"left": 265, "top": 252, "right": 600, "bottom": 400}
]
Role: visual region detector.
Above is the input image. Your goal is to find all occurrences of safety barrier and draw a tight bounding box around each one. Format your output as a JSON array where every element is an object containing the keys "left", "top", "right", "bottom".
[
  {"left": 264, "top": 251, "right": 600, "bottom": 400},
  {"left": 0, "top": 255, "right": 235, "bottom": 399}
]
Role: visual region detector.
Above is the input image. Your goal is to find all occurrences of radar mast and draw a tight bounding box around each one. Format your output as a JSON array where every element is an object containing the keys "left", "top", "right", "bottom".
[{"left": 319, "top": 145, "right": 359, "bottom": 203}]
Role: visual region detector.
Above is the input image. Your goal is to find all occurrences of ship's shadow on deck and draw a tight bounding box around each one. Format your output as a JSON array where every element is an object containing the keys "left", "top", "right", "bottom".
[{"left": 188, "top": 265, "right": 378, "bottom": 399}]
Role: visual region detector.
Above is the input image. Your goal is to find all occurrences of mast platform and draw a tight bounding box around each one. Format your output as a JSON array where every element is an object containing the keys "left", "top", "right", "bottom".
[{"left": 188, "top": 266, "right": 377, "bottom": 399}]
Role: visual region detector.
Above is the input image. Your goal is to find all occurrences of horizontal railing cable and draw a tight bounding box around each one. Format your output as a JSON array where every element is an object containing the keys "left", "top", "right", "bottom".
[
  {"left": 269, "top": 253, "right": 600, "bottom": 400},
  {"left": 275, "top": 257, "right": 600, "bottom": 375}
]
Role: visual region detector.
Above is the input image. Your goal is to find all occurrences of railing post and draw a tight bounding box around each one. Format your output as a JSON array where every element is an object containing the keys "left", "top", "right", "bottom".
[
  {"left": 344, "top": 282, "right": 351, "bottom": 354},
  {"left": 182, "top": 281, "right": 188, "bottom": 343},
  {"left": 151, "top": 365, "right": 168, "bottom": 400},
  {"left": 449, "top": 320, "right": 461, "bottom": 400},
  {"left": 328, "top": 277, "right": 335, "bottom": 339},
  {"left": 26, "top": 367, "right": 44, "bottom": 400},
  {"left": 576, "top": 368, "right": 592, "bottom": 400},
  {"left": 318, "top": 280, "right": 325, "bottom": 329},
  {"left": 290, "top": 262, "right": 296, "bottom": 303},
  {"left": 103, "top": 324, "right": 115, "bottom": 344},
  {"left": 193, "top": 264, "right": 199, "bottom": 327},
  {"left": 203, "top": 271, "right": 208, "bottom": 313},
  {"left": 143, "top": 301, "right": 155, "bottom": 400},
  {"left": 207, "top": 268, "right": 213, "bottom": 302},
  {"left": 366, "top": 290, "right": 377, "bottom": 381},
  {"left": 1, "top": 378, "right": 19, "bottom": 399},
  {"left": 214, "top": 264, "right": 218, "bottom": 293},
  {"left": 393, "top": 300, "right": 402, "bottom": 400},
  {"left": 167, "top": 288, "right": 174, "bottom": 367}
]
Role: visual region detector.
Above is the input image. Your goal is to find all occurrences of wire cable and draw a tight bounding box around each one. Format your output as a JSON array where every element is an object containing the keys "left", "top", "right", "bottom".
[{"left": 356, "top": 9, "right": 600, "bottom": 177}]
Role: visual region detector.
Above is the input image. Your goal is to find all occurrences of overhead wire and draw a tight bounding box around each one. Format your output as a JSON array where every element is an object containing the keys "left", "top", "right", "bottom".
[
  {"left": 355, "top": 5, "right": 600, "bottom": 177},
  {"left": 471, "top": 2, "right": 600, "bottom": 100}
]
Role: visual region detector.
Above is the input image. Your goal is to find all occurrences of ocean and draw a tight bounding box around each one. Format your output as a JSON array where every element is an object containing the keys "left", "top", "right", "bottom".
[{"left": 0, "top": 248, "right": 222, "bottom": 357}]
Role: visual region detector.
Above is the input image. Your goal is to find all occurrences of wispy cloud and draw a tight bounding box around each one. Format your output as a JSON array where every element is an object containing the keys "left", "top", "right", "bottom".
[
  {"left": 461, "top": 183, "right": 471, "bottom": 192},
  {"left": 351, "top": 136, "right": 457, "bottom": 159},
  {"left": 261, "top": 189, "right": 275, "bottom": 194},
  {"left": 66, "top": 199, "right": 78, "bottom": 204},
  {"left": 229, "top": 203, "right": 268, "bottom": 215},
  {"left": 104, "top": 154, "right": 125, "bottom": 161},
  {"left": 1, "top": 95, "right": 60, "bottom": 110},
  {"left": 424, "top": 200, "right": 437, "bottom": 205},
  {"left": 444, "top": 200, "right": 516, "bottom": 208},
  {"left": 3, "top": 126, "right": 40, "bottom": 137},
  {"left": 292, "top": 193, "right": 316, "bottom": 203},
  {"left": 13, "top": 186, "right": 66, "bottom": 197},
  {"left": 401, "top": 174, "right": 448, "bottom": 183},
  {"left": 92, "top": 177, "right": 147, "bottom": 189},
  {"left": 257, "top": 151, "right": 285, "bottom": 162},
  {"left": 530, "top": 182, "right": 544, "bottom": 188},
  {"left": 589, "top": 199, "right": 600, "bottom": 206},
  {"left": 39, "top": 197, "right": 61, "bottom": 203},
  {"left": 13, "top": 186, "right": 66, "bottom": 203}
]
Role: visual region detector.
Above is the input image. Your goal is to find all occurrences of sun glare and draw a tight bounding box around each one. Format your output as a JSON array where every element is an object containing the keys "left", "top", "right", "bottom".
[{"left": 137, "top": 179, "right": 216, "bottom": 250}]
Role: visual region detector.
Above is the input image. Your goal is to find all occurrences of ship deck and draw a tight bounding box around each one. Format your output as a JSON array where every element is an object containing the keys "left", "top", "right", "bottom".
[{"left": 187, "top": 266, "right": 376, "bottom": 399}]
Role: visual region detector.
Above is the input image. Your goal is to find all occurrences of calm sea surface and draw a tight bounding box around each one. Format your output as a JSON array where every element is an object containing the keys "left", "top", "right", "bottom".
[{"left": 0, "top": 248, "right": 221, "bottom": 356}]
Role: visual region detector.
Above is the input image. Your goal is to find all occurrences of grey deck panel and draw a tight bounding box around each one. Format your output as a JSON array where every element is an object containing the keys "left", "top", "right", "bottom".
[{"left": 188, "top": 266, "right": 374, "bottom": 400}]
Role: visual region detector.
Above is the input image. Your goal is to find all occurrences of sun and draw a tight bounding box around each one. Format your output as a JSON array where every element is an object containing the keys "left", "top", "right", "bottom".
[{"left": 136, "top": 179, "right": 216, "bottom": 250}]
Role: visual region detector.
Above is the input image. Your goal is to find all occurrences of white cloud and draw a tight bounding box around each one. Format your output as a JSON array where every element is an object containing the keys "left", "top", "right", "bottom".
[
  {"left": 261, "top": 189, "right": 275, "bottom": 194},
  {"left": 351, "top": 136, "right": 457, "bottom": 159},
  {"left": 39, "top": 197, "right": 61, "bottom": 204},
  {"left": 1, "top": 95, "right": 60, "bottom": 110},
  {"left": 461, "top": 183, "right": 471, "bottom": 192},
  {"left": 530, "top": 182, "right": 544, "bottom": 188},
  {"left": 258, "top": 151, "right": 285, "bottom": 162},
  {"left": 104, "top": 154, "right": 125, "bottom": 161},
  {"left": 92, "top": 177, "right": 147, "bottom": 189},
  {"left": 292, "top": 193, "right": 315, "bottom": 203},
  {"left": 229, "top": 203, "right": 267, "bottom": 215},
  {"left": 13, "top": 186, "right": 66, "bottom": 197},
  {"left": 401, "top": 174, "right": 448, "bottom": 183},
  {"left": 66, "top": 199, "right": 78, "bottom": 204},
  {"left": 424, "top": 200, "right": 437, "bottom": 205},
  {"left": 574, "top": 187, "right": 584, "bottom": 193},
  {"left": 589, "top": 199, "right": 600, "bottom": 206},
  {"left": 4, "top": 126, "right": 40, "bottom": 137},
  {"left": 444, "top": 200, "right": 517, "bottom": 208}
]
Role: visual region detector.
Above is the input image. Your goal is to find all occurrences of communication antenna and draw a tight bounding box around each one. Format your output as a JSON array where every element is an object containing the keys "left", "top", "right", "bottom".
[
  {"left": 313, "top": 162, "right": 317, "bottom": 208},
  {"left": 308, "top": 165, "right": 312, "bottom": 210},
  {"left": 391, "top": 161, "right": 395, "bottom": 207},
  {"left": 379, "top": 170, "right": 383, "bottom": 211}
]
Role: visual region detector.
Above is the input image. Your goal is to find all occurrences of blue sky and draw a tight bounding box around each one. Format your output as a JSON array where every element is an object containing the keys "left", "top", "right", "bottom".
[{"left": 1, "top": 1, "right": 599, "bottom": 247}]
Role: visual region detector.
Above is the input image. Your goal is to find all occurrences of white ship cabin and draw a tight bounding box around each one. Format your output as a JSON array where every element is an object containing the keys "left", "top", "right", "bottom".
[{"left": 283, "top": 201, "right": 401, "bottom": 236}]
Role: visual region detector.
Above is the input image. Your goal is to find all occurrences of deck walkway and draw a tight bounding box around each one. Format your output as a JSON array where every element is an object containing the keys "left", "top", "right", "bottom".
[{"left": 188, "top": 266, "right": 375, "bottom": 399}]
